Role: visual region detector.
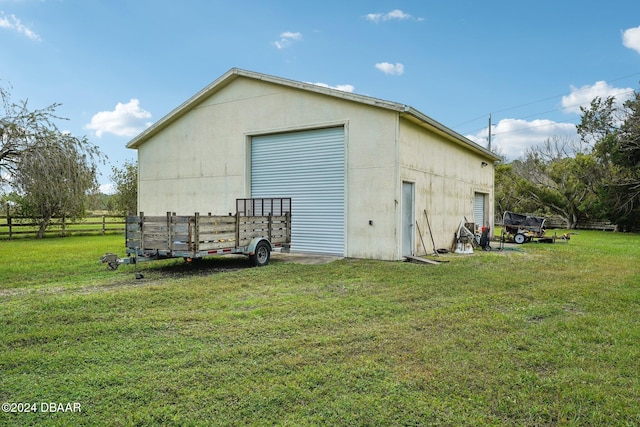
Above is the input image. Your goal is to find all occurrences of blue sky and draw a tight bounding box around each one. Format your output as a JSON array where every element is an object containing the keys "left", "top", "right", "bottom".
[{"left": 2, "top": 0, "right": 640, "bottom": 192}]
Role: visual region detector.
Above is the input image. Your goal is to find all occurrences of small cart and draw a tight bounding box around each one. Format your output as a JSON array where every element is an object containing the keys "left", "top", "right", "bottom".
[{"left": 502, "top": 211, "right": 546, "bottom": 244}]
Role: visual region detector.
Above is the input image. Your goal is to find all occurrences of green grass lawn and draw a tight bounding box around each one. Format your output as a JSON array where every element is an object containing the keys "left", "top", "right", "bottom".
[{"left": 1, "top": 231, "right": 639, "bottom": 426}]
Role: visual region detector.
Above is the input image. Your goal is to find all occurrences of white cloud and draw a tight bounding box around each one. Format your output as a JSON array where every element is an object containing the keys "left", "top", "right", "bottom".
[
  {"left": 561, "top": 81, "right": 634, "bottom": 114},
  {"left": 375, "top": 62, "right": 404, "bottom": 76},
  {"left": 99, "top": 183, "right": 115, "bottom": 195},
  {"left": 622, "top": 25, "right": 640, "bottom": 54},
  {"left": 274, "top": 31, "right": 302, "bottom": 49},
  {"left": 310, "top": 82, "right": 355, "bottom": 93},
  {"left": 85, "top": 99, "right": 152, "bottom": 138},
  {"left": 0, "top": 11, "right": 41, "bottom": 41},
  {"left": 365, "top": 13, "right": 383, "bottom": 23},
  {"left": 466, "top": 118, "right": 577, "bottom": 161},
  {"left": 365, "top": 9, "right": 422, "bottom": 23}
]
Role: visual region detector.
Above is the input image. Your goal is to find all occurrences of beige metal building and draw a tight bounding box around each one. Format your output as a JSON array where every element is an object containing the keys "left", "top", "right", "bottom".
[{"left": 127, "top": 68, "right": 500, "bottom": 260}]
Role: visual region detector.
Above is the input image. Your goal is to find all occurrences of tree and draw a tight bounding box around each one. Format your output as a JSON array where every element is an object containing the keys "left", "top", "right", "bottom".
[
  {"left": 576, "top": 96, "right": 620, "bottom": 149},
  {"left": 1, "top": 83, "right": 61, "bottom": 179},
  {"left": 577, "top": 92, "right": 640, "bottom": 230},
  {"left": 12, "top": 130, "right": 103, "bottom": 238},
  {"left": 110, "top": 159, "right": 138, "bottom": 215},
  {"left": 2, "top": 83, "right": 105, "bottom": 237},
  {"left": 608, "top": 92, "right": 640, "bottom": 230},
  {"left": 494, "top": 163, "right": 537, "bottom": 219},
  {"left": 513, "top": 137, "right": 601, "bottom": 228}
]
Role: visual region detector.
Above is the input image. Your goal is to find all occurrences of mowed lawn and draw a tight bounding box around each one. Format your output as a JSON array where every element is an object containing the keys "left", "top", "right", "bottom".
[{"left": 1, "top": 231, "right": 639, "bottom": 426}]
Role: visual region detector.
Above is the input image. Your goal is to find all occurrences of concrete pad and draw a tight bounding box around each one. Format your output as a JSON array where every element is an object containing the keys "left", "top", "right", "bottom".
[{"left": 271, "top": 251, "right": 342, "bottom": 265}]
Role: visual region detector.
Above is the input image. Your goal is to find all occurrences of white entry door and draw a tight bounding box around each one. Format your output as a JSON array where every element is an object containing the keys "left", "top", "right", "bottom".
[{"left": 402, "top": 181, "right": 414, "bottom": 257}]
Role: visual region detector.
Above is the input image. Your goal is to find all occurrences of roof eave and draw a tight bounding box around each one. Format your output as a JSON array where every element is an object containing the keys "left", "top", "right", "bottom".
[
  {"left": 126, "top": 68, "right": 501, "bottom": 164},
  {"left": 127, "top": 68, "right": 407, "bottom": 149},
  {"left": 127, "top": 68, "right": 247, "bottom": 149},
  {"left": 401, "top": 107, "right": 502, "bottom": 162}
]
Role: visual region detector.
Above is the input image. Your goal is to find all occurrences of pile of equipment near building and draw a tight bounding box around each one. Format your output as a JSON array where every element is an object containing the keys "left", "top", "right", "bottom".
[{"left": 451, "top": 211, "right": 572, "bottom": 254}]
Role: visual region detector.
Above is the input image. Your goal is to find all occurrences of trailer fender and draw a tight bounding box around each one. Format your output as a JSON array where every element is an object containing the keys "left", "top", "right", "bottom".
[
  {"left": 248, "top": 238, "right": 272, "bottom": 267},
  {"left": 247, "top": 237, "right": 272, "bottom": 255}
]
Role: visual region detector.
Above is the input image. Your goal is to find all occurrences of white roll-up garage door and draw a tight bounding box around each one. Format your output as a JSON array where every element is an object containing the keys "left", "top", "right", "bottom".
[{"left": 251, "top": 127, "right": 345, "bottom": 255}]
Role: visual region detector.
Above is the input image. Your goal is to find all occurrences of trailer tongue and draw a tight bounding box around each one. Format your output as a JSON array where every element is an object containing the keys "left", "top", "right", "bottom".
[{"left": 101, "top": 198, "right": 291, "bottom": 275}]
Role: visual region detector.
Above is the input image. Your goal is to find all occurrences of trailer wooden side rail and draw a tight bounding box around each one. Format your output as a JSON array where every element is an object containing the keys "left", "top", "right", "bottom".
[{"left": 102, "top": 198, "right": 291, "bottom": 272}]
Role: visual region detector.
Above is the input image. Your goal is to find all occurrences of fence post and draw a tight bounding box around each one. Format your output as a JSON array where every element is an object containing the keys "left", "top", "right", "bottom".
[
  {"left": 6, "top": 202, "right": 12, "bottom": 240},
  {"left": 102, "top": 215, "right": 106, "bottom": 235}
]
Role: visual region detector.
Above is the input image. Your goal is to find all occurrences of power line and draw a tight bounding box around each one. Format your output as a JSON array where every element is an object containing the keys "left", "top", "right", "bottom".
[
  {"left": 461, "top": 89, "right": 635, "bottom": 137},
  {"left": 492, "top": 118, "right": 581, "bottom": 137},
  {"left": 453, "top": 71, "right": 640, "bottom": 133}
]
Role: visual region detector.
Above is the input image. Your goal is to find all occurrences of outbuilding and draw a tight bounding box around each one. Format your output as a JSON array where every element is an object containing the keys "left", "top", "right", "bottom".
[{"left": 127, "top": 68, "right": 500, "bottom": 260}]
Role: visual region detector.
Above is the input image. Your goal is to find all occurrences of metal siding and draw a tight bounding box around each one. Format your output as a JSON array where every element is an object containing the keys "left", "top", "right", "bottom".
[{"left": 251, "top": 127, "right": 345, "bottom": 255}]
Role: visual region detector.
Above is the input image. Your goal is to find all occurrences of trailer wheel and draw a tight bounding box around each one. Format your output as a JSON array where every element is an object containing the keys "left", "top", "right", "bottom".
[
  {"left": 514, "top": 233, "right": 526, "bottom": 244},
  {"left": 250, "top": 241, "right": 271, "bottom": 267}
]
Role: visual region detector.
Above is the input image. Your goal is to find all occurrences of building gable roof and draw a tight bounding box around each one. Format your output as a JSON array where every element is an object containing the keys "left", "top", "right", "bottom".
[{"left": 127, "top": 68, "right": 500, "bottom": 161}]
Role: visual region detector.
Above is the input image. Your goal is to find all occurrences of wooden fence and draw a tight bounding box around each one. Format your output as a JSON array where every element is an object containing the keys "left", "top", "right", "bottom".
[
  {"left": 0, "top": 212, "right": 125, "bottom": 239},
  {"left": 497, "top": 214, "right": 617, "bottom": 231}
]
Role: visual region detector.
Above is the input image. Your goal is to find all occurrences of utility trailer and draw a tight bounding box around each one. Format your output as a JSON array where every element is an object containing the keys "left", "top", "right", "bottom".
[
  {"left": 502, "top": 211, "right": 546, "bottom": 244},
  {"left": 101, "top": 198, "right": 291, "bottom": 274}
]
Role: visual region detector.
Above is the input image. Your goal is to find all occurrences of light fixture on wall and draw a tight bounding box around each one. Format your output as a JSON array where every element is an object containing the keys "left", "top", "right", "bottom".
[{"left": 481, "top": 161, "right": 488, "bottom": 167}]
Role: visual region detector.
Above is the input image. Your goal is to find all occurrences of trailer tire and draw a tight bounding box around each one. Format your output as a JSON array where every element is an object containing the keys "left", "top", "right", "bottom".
[
  {"left": 514, "top": 233, "right": 526, "bottom": 244},
  {"left": 250, "top": 241, "right": 271, "bottom": 267}
]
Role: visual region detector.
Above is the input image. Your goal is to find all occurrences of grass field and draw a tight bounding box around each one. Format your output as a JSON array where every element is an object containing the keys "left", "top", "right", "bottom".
[{"left": 1, "top": 231, "right": 639, "bottom": 426}]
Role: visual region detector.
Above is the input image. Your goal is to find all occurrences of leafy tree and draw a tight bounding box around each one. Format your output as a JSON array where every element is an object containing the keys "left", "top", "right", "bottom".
[
  {"left": 576, "top": 96, "right": 620, "bottom": 149},
  {"left": 494, "top": 163, "right": 537, "bottom": 219},
  {"left": 1, "top": 83, "right": 105, "bottom": 237},
  {"left": 609, "top": 92, "right": 640, "bottom": 230},
  {"left": 1, "top": 83, "right": 61, "bottom": 179},
  {"left": 500, "top": 90, "right": 640, "bottom": 230},
  {"left": 577, "top": 92, "right": 640, "bottom": 230},
  {"left": 12, "top": 130, "right": 103, "bottom": 238},
  {"left": 85, "top": 188, "right": 113, "bottom": 212},
  {"left": 513, "top": 137, "right": 600, "bottom": 228},
  {"left": 110, "top": 159, "right": 138, "bottom": 215}
]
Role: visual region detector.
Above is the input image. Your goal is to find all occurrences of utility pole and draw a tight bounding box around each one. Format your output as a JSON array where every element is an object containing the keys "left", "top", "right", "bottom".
[{"left": 488, "top": 114, "right": 492, "bottom": 151}]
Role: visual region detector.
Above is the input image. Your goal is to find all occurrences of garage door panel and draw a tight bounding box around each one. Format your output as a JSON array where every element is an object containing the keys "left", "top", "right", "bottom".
[{"left": 251, "top": 127, "right": 345, "bottom": 256}]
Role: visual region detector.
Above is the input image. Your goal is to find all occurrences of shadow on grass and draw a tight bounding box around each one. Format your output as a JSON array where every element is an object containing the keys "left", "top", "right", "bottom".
[{"left": 135, "top": 254, "right": 285, "bottom": 278}]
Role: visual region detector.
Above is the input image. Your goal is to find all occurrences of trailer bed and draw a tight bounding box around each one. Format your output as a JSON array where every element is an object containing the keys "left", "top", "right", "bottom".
[
  {"left": 126, "top": 211, "right": 291, "bottom": 257},
  {"left": 102, "top": 198, "right": 291, "bottom": 271}
]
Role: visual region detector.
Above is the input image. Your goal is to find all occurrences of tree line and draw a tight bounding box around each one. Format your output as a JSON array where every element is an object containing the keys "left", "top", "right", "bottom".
[
  {"left": 1, "top": 84, "right": 137, "bottom": 238},
  {"left": 2, "top": 82, "right": 639, "bottom": 237},
  {"left": 495, "top": 89, "right": 640, "bottom": 231}
]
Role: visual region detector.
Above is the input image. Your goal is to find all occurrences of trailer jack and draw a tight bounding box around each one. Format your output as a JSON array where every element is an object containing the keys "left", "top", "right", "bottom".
[
  {"left": 100, "top": 253, "right": 122, "bottom": 270},
  {"left": 100, "top": 252, "right": 144, "bottom": 279}
]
